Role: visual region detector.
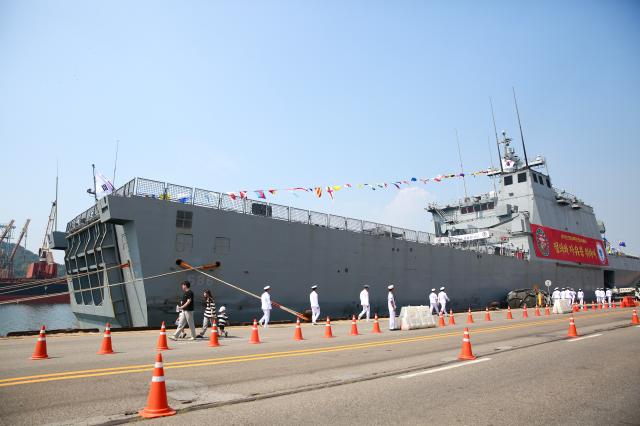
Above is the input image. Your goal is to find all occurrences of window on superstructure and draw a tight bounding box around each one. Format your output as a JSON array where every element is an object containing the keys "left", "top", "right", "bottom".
[
  {"left": 532, "top": 174, "right": 538, "bottom": 183},
  {"left": 487, "top": 202, "right": 495, "bottom": 209},
  {"left": 546, "top": 178, "right": 551, "bottom": 188},
  {"left": 518, "top": 172, "right": 527, "bottom": 183},
  {"left": 176, "top": 210, "right": 193, "bottom": 229},
  {"left": 538, "top": 175, "right": 544, "bottom": 185},
  {"left": 504, "top": 175, "right": 513, "bottom": 186},
  {"left": 480, "top": 203, "right": 488, "bottom": 211}
]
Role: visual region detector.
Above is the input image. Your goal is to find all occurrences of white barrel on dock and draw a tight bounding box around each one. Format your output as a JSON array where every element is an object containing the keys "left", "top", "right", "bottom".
[
  {"left": 552, "top": 300, "right": 572, "bottom": 314},
  {"left": 399, "top": 306, "right": 437, "bottom": 330}
]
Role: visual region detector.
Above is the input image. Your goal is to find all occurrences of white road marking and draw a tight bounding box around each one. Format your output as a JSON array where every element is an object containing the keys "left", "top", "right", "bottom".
[
  {"left": 566, "top": 333, "right": 602, "bottom": 342},
  {"left": 398, "top": 358, "right": 491, "bottom": 379}
]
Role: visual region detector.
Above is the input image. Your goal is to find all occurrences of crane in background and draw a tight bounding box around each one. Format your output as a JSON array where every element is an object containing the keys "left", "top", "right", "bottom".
[
  {"left": 26, "top": 202, "right": 58, "bottom": 279},
  {"left": 0, "top": 219, "right": 16, "bottom": 273},
  {"left": 0, "top": 219, "right": 15, "bottom": 245},
  {"left": 0, "top": 219, "right": 30, "bottom": 280}
]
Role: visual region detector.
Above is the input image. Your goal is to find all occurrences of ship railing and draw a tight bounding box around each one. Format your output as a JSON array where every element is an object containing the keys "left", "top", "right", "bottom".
[
  {"left": 65, "top": 177, "right": 525, "bottom": 259},
  {"left": 120, "top": 178, "right": 441, "bottom": 246},
  {"left": 66, "top": 204, "right": 99, "bottom": 233},
  {"left": 112, "top": 178, "right": 136, "bottom": 197}
]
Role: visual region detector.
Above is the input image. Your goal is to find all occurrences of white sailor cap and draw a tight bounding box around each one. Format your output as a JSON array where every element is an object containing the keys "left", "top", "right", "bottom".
[
  {"left": 219, "top": 306, "right": 226, "bottom": 312},
  {"left": 263, "top": 285, "right": 271, "bottom": 291},
  {"left": 363, "top": 284, "right": 370, "bottom": 288},
  {"left": 431, "top": 288, "right": 436, "bottom": 292},
  {"left": 440, "top": 286, "right": 445, "bottom": 291},
  {"left": 554, "top": 287, "right": 558, "bottom": 290},
  {"left": 578, "top": 288, "right": 582, "bottom": 291},
  {"left": 387, "top": 284, "right": 394, "bottom": 290},
  {"left": 311, "top": 285, "right": 318, "bottom": 290}
]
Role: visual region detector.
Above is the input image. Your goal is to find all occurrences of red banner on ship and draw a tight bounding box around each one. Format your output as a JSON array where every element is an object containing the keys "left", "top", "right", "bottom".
[{"left": 530, "top": 224, "right": 608, "bottom": 266}]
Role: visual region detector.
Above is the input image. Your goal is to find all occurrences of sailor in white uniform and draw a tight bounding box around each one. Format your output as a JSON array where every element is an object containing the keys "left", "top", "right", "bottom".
[
  {"left": 429, "top": 288, "right": 439, "bottom": 314},
  {"left": 595, "top": 288, "right": 602, "bottom": 304},
  {"left": 438, "top": 286, "right": 450, "bottom": 315},
  {"left": 358, "top": 285, "right": 371, "bottom": 321},
  {"left": 605, "top": 288, "right": 613, "bottom": 307},
  {"left": 570, "top": 288, "right": 576, "bottom": 305},
  {"left": 309, "top": 285, "right": 320, "bottom": 325},
  {"left": 577, "top": 289, "right": 584, "bottom": 307},
  {"left": 258, "top": 285, "right": 272, "bottom": 328},
  {"left": 387, "top": 285, "right": 397, "bottom": 330},
  {"left": 552, "top": 287, "right": 561, "bottom": 305}
]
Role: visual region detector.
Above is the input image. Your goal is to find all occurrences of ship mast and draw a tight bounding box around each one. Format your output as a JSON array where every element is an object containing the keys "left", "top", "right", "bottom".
[
  {"left": 489, "top": 97, "right": 503, "bottom": 173},
  {"left": 455, "top": 129, "right": 468, "bottom": 198},
  {"left": 512, "top": 87, "right": 529, "bottom": 168}
]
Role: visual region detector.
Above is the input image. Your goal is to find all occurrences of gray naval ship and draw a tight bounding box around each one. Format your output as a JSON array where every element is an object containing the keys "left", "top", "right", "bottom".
[{"left": 58, "top": 133, "right": 640, "bottom": 329}]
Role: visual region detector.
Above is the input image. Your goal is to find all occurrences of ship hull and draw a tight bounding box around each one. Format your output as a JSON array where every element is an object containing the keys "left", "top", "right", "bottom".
[
  {"left": 0, "top": 282, "right": 70, "bottom": 304},
  {"left": 64, "top": 195, "right": 640, "bottom": 329}
]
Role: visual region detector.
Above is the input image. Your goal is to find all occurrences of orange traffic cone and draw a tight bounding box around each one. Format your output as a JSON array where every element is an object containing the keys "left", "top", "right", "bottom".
[
  {"left": 31, "top": 325, "right": 49, "bottom": 360},
  {"left": 535, "top": 306, "right": 541, "bottom": 317},
  {"left": 484, "top": 308, "right": 491, "bottom": 321},
  {"left": 138, "top": 353, "right": 176, "bottom": 418},
  {"left": 458, "top": 327, "right": 477, "bottom": 361},
  {"left": 572, "top": 304, "right": 579, "bottom": 313},
  {"left": 156, "top": 322, "right": 170, "bottom": 351},
  {"left": 97, "top": 323, "right": 115, "bottom": 355},
  {"left": 350, "top": 315, "right": 360, "bottom": 335},
  {"left": 582, "top": 303, "right": 588, "bottom": 312},
  {"left": 506, "top": 306, "right": 513, "bottom": 320},
  {"left": 591, "top": 301, "right": 595, "bottom": 310},
  {"left": 293, "top": 318, "right": 304, "bottom": 341},
  {"left": 522, "top": 305, "right": 529, "bottom": 319},
  {"left": 208, "top": 320, "right": 220, "bottom": 347},
  {"left": 567, "top": 317, "right": 579, "bottom": 338},
  {"left": 449, "top": 310, "right": 456, "bottom": 326},
  {"left": 438, "top": 312, "right": 446, "bottom": 327},
  {"left": 249, "top": 319, "right": 261, "bottom": 344},
  {"left": 466, "top": 308, "right": 474, "bottom": 324},
  {"left": 612, "top": 302, "right": 617, "bottom": 309},
  {"left": 544, "top": 306, "right": 551, "bottom": 316},
  {"left": 372, "top": 314, "right": 382, "bottom": 334},
  {"left": 324, "top": 317, "right": 334, "bottom": 338},
  {"left": 632, "top": 309, "right": 639, "bottom": 325}
]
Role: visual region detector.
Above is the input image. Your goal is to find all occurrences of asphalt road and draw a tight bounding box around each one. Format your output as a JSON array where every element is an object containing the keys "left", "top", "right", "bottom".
[
  {"left": 161, "top": 324, "right": 640, "bottom": 426},
  {"left": 0, "top": 307, "right": 637, "bottom": 425}
]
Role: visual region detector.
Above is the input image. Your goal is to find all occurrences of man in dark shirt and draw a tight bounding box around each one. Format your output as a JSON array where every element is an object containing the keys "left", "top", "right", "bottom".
[{"left": 170, "top": 281, "right": 196, "bottom": 340}]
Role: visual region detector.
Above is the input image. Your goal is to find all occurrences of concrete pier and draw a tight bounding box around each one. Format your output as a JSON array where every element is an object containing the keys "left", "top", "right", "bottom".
[{"left": 0, "top": 307, "right": 638, "bottom": 425}]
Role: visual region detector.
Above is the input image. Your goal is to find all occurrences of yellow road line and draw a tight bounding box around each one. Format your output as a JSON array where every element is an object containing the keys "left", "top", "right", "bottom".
[{"left": 0, "top": 310, "right": 627, "bottom": 388}]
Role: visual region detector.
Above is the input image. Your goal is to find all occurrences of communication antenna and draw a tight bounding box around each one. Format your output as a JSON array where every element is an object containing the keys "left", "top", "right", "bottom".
[
  {"left": 55, "top": 159, "right": 59, "bottom": 231},
  {"left": 512, "top": 87, "right": 529, "bottom": 168},
  {"left": 112, "top": 139, "right": 119, "bottom": 187},
  {"left": 487, "top": 136, "right": 498, "bottom": 193},
  {"left": 455, "top": 129, "right": 468, "bottom": 198},
  {"left": 489, "top": 97, "right": 503, "bottom": 173}
]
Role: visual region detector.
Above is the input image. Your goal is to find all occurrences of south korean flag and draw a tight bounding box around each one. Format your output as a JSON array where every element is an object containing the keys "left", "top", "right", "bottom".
[{"left": 95, "top": 172, "right": 115, "bottom": 199}]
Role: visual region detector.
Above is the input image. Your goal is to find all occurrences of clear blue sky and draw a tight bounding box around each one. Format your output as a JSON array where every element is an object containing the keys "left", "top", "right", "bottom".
[{"left": 1, "top": 1, "right": 639, "bottom": 261}]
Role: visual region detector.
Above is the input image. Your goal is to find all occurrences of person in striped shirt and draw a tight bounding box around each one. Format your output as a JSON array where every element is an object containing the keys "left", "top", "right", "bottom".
[
  {"left": 217, "top": 306, "right": 229, "bottom": 337},
  {"left": 197, "top": 289, "right": 216, "bottom": 338}
]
